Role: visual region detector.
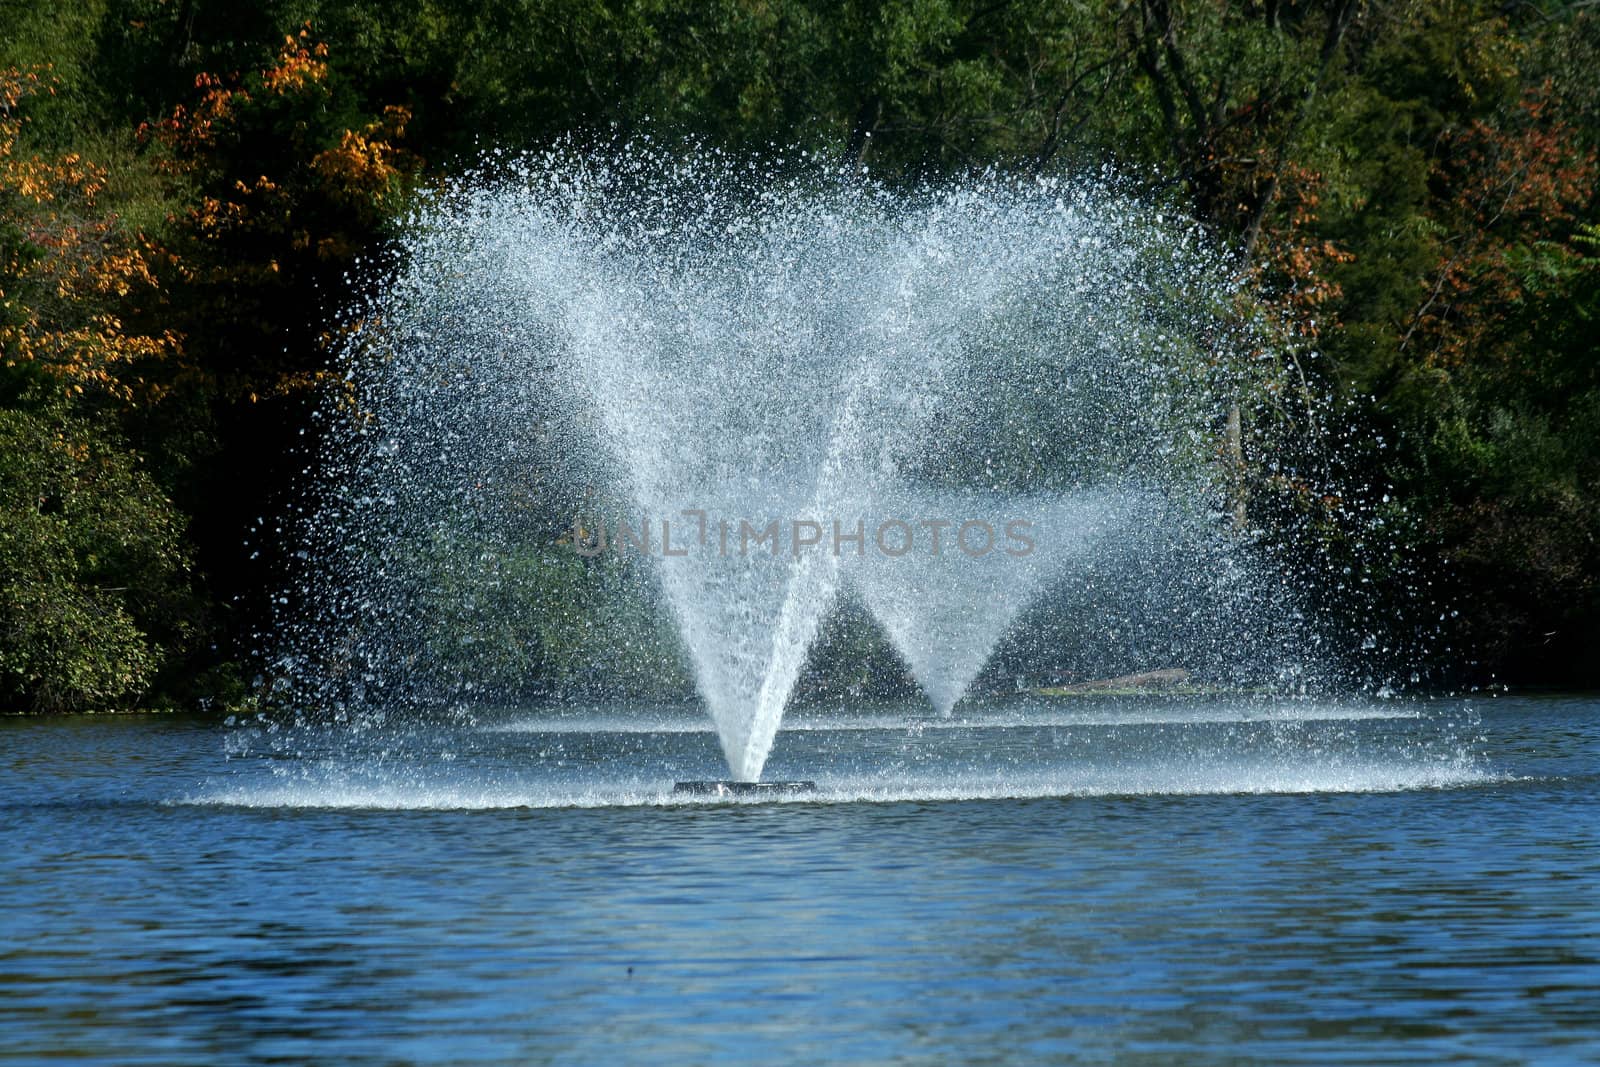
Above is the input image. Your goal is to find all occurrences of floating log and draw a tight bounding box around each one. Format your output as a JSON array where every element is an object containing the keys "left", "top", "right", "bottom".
[
  {"left": 1046, "top": 668, "right": 1191, "bottom": 694},
  {"left": 673, "top": 780, "right": 817, "bottom": 797}
]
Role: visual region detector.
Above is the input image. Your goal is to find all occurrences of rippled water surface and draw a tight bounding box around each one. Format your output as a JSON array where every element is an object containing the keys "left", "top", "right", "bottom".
[{"left": 3, "top": 695, "right": 1597, "bottom": 1064}]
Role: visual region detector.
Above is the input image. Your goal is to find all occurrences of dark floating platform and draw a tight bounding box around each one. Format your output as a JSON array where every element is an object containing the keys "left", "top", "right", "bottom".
[{"left": 673, "top": 780, "right": 818, "bottom": 797}]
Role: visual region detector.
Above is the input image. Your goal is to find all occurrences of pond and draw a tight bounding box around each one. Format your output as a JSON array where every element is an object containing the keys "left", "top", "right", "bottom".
[{"left": 3, "top": 694, "right": 1597, "bottom": 1064}]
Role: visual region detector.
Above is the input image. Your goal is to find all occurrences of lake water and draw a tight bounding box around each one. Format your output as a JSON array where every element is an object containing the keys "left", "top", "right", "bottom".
[{"left": 3, "top": 694, "right": 1597, "bottom": 1064}]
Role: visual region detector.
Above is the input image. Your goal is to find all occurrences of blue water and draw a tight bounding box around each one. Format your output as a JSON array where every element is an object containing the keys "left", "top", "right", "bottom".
[{"left": 2, "top": 695, "right": 1597, "bottom": 1064}]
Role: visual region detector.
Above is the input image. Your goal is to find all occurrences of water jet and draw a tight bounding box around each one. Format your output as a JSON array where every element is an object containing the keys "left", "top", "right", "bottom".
[{"left": 294, "top": 145, "right": 1327, "bottom": 783}]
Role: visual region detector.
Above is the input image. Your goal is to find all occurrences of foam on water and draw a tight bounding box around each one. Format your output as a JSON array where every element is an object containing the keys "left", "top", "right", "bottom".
[
  {"left": 185, "top": 763, "right": 1498, "bottom": 811},
  {"left": 195, "top": 698, "right": 1487, "bottom": 810},
  {"left": 482, "top": 702, "right": 1422, "bottom": 734}
]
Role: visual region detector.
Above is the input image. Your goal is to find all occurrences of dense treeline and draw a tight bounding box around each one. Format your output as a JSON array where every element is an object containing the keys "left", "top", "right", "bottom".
[{"left": 1, "top": 0, "right": 1595, "bottom": 711}]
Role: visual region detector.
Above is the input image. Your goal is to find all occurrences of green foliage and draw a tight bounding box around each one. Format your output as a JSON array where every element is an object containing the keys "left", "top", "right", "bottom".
[
  {"left": 411, "top": 534, "right": 692, "bottom": 699},
  {"left": 0, "top": 0, "right": 109, "bottom": 137},
  {"left": 2, "top": 0, "right": 1599, "bottom": 703},
  {"left": 0, "top": 401, "right": 191, "bottom": 711}
]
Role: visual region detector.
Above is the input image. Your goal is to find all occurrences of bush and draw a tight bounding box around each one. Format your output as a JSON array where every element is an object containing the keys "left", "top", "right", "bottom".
[{"left": 0, "top": 405, "right": 192, "bottom": 711}]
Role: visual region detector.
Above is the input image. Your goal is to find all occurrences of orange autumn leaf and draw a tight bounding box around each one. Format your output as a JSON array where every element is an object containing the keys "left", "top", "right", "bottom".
[{"left": 2, "top": 68, "right": 182, "bottom": 404}]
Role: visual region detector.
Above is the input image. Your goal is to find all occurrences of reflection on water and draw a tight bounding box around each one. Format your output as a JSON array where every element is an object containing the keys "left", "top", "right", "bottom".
[{"left": 2, "top": 695, "right": 1598, "bottom": 1065}]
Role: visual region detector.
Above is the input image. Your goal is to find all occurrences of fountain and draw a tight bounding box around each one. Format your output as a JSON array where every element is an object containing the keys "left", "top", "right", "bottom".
[
  {"left": 845, "top": 489, "right": 1159, "bottom": 718},
  {"left": 286, "top": 146, "right": 1319, "bottom": 785}
]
